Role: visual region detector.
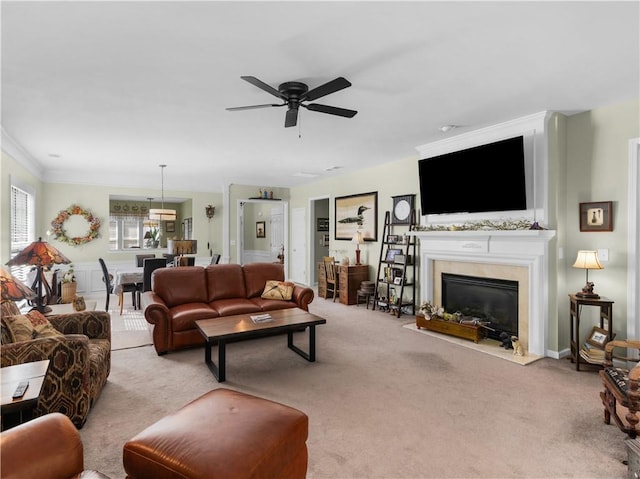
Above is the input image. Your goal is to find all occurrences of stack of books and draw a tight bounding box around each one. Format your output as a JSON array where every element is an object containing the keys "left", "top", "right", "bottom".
[{"left": 579, "top": 342, "right": 606, "bottom": 365}]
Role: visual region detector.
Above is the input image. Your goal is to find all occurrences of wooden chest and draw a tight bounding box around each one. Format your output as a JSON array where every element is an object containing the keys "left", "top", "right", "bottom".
[{"left": 415, "top": 315, "right": 485, "bottom": 343}]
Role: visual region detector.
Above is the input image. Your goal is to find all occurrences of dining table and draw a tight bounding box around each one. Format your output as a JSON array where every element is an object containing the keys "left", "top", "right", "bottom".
[{"left": 114, "top": 268, "right": 144, "bottom": 310}]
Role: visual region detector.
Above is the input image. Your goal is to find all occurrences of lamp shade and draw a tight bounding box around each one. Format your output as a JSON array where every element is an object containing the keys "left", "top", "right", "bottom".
[
  {"left": 572, "top": 250, "right": 604, "bottom": 270},
  {"left": 148, "top": 209, "right": 176, "bottom": 221},
  {"left": 0, "top": 267, "right": 36, "bottom": 302},
  {"left": 6, "top": 237, "right": 71, "bottom": 267},
  {"left": 351, "top": 231, "right": 364, "bottom": 245}
]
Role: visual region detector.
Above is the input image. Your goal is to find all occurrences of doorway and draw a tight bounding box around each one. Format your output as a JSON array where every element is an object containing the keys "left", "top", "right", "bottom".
[
  {"left": 237, "top": 200, "right": 287, "bottom": 270},
  {"left": 309, "top": 196, "right": 330, "bottom": 286}
]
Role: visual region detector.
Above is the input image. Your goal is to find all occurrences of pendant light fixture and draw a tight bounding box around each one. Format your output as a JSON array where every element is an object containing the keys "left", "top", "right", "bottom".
[{"left": 148, "top": 164, "right": 176, "bottom": 221}]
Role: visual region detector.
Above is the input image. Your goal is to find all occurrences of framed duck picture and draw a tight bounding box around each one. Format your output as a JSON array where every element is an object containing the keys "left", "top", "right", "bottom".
[{"left": 334, "top": 191, "right": 378, "bottom": 241}]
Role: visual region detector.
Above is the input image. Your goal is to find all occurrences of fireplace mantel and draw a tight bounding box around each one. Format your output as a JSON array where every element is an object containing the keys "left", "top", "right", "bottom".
[{"left": 413, "top": 229, "right": 556, "bottom": 357}]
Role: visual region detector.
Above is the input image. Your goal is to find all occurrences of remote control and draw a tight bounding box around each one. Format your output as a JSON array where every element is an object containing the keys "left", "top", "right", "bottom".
[{"left": 12, "top": 380, "right": 29, "bottom": 399}]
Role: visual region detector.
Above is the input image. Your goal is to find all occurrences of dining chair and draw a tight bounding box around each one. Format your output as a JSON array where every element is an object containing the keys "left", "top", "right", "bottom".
[
  {"left": 210, "top": 253, "right": 221, "bottom": 265},
  {"left": 98, "top": 258, "right": 139, "bottom": 314},
  {"left": 136, "top": 254, "right": 155, "bottom": 267},
  {"left": 163, "top": 253, "right": 176, "bottom": 266},
  {"left": 176, "top": 256, "right": 196, "bottom": 266},
  {"left": 323, "top": 256, "right": 340, "bottom": 302},
  {"left": 143, "top": 258, "right": 167, "bottom": 292}
]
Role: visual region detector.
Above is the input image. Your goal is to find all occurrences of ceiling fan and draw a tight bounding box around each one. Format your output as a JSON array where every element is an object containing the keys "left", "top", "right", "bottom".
[{"left": 226, "top": 76, "right": 358, "bottom": 128}]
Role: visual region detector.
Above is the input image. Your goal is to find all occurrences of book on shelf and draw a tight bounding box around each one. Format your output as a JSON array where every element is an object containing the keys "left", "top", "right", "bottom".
[
  {"left": 580, "top": 341, "right": 605, "bottom": 364},
  {"left": 250, "top": 313, "right": 273, "bottom": 324}
]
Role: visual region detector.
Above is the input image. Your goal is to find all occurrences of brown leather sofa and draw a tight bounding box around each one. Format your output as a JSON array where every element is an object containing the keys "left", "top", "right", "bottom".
[
  {"left": 141, "top": 262, "right": 314, "bottom": 354},
  {"left": 0, "top": 412, "right": 111, "bottom": 479}
]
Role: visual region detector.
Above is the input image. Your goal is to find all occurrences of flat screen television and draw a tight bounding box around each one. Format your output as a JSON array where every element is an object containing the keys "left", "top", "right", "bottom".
[{"left": 418, "top": 136, "right": 527, "bottom": 216}]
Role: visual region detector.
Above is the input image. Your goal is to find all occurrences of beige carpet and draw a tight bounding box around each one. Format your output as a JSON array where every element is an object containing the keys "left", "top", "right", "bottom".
[{"left": 80, "top": 297, "right": 628, "bottom": 478}]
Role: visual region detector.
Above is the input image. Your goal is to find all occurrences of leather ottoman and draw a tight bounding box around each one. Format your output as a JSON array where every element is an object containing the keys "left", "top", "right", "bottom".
[{"left": 122, "top": 388, "right": 309, "bottom": 479}]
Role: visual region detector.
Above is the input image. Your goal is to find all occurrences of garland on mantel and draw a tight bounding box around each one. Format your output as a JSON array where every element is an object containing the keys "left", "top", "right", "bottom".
[
  {"left": 414, "top": 219, "right": 544, "bottom": 232},
  {"left": 51, "top": 205, "right": 101, "bottom": 246}
]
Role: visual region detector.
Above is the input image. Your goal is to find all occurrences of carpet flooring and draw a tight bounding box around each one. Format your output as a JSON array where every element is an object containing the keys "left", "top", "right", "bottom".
[{"left": 80, "top": 296, "right": 628, "bottom": 478}]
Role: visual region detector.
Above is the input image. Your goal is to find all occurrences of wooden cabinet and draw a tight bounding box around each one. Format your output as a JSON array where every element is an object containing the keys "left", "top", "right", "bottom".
[
  {"left": 317, "top": 262, "right": 368, "bottom": 305},
  {"left": 338, "top": 265, "right": 369, "bottom": 305}
]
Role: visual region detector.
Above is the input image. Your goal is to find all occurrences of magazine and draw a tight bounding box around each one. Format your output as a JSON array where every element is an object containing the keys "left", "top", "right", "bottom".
[{"left": 250, "top": 313, "right": 273, "bottom": 324}]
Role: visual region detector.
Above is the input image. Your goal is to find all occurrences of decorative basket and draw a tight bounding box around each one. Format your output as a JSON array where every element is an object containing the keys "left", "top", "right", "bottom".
[{"left": 60, "top": 282, "right": 77, "bottom": 304}]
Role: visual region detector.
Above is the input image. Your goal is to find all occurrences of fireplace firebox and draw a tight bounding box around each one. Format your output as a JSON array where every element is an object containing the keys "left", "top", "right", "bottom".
[{"left": 442, "top": 273, "right": 518, "bottom": 341}]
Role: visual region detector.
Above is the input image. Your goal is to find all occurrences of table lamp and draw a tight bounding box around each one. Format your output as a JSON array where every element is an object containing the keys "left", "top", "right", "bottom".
[
  {"left": 352, "top": 231, "right": 364, "bottom": 265},
  {"left": 572, "top": 250, "right": 604, "bottom": 299},
  {"left": 0, "top": 267, "right": 36, "bottom": 303},
  {"left": 6, "top": 237, "right": 71, "bottom": 312}
]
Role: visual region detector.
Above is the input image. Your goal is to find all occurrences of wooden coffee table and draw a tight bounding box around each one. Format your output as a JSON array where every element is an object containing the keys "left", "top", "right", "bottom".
[{"left": 195, "top": 308, "right": 327, "bottom": 382}]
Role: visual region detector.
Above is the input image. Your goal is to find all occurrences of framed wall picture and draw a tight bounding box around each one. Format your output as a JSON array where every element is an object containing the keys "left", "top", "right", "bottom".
[
  {"left": 586, "top": 326, "right": 609, "bottom": 348},
  {"left": 166, "top": 221, "right": 175, "bottom": 233},
  {"left": 317, "top": 218, "right": 329, "bottom": 232},
  {"left": 256, "top": 221, "right": 266, "bottom": 238},
  {"left": 335, "top": 191, "right": 378, "bottom": 241},
  {"left": 579, "top": 201, "right": 613, "bottom": 232}
]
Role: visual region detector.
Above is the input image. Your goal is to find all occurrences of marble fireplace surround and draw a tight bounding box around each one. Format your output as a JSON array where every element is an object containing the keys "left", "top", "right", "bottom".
[{"left": 414, "top": 230, "right": 556, "bottom": 357}]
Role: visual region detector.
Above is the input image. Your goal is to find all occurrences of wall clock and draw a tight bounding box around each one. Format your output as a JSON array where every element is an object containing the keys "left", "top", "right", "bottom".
[{"left": 392, "top": 194, "right": 415, "bottom": 225}]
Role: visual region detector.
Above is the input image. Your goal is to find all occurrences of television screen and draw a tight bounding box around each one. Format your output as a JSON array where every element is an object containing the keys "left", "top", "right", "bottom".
[{"left": 418, "top": 136, "right": 526, "bottom": 215}]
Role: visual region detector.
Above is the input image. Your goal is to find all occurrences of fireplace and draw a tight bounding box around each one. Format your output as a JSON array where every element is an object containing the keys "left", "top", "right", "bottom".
[
  {"left": 442, "top": 273, "right": 518, "bottom": 342},
  {"left": 414, "top": 229, "right": 556, "bottom": 357}
]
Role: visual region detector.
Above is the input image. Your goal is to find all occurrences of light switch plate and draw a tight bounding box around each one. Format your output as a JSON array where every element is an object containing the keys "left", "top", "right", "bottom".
[{"left": 598, "top": 248, "right": 609, "bottom": 262}]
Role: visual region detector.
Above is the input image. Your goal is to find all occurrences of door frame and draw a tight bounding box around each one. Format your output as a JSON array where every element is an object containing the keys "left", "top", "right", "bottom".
[
  {"left": 236, "top": 199, "right": 288, "bottom": 272},
  {"left": 628, "top": 138, "right": 640, "bottom": 340},
  {"left": 308, "top": 195, "right": 330, "bottom": 287}
]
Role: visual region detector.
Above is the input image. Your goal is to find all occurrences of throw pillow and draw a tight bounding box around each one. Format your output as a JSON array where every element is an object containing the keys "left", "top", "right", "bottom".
[
  {"left": 4, "top": 311, "right": 63, "bottom": 342},
  {"left": 261, "top": 280, "right": 294, "bottom": 301}
]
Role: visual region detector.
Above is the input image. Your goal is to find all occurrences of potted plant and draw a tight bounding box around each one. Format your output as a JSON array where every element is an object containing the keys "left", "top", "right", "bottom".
[
  {"left": 61, "top": 264, "right": 77, "bottom": 303},
  {"left": 145, "top": 227, "right": 160, "bottom": 248}
]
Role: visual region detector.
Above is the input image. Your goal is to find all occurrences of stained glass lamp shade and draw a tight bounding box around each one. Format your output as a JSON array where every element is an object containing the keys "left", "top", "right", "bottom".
[
  {"left": 6, "top": 237, "right": 71, "bottom": 312},
  {"left": 0, "top": 267, "right": 36, "bottom": 303}
]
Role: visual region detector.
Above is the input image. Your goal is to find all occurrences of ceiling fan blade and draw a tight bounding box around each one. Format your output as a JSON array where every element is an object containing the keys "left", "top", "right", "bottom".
[
  {"left": 302, "top": 77, "right": 352, "bottom": 101},
  {"left": 241, "top": 76, "right": 287, "bottom": 100},
  {"left": 226, "top": 103, "right": 285, "bottom": 111},
  {"left": 285, "top": 108, "right": 298, "bottom": 128},
  {"left": 305, "top": 103, "right": 358, "bottom": 118}
]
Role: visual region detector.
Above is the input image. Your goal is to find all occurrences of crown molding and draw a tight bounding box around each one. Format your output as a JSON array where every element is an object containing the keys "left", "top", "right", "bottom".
[{"left": 1, "top": 126, "right": 44, "bottom": 179}]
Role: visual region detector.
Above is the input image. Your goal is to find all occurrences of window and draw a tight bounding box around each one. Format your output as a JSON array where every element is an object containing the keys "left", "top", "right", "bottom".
[
  {"left": 10, "top": 183, "right": 35, "bottom": 281},
  {"left": 108, "top": 216, "right": 157, "bottom": 250}
]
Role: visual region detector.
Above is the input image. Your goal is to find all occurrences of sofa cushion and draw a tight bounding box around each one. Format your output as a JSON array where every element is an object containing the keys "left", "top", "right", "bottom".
[
  {"left": 261, "top": 280, "right": 294, "bottom": 300},
  {"left": 209, "top": 298, "right": 261, "bottom": 316},
  {"left": 153, "top": 267, "right": 208, "bottom": 307},
  {"left": 206, "top": 264, "right": 247, "bottom": 301},
  {"left": 243, "top": 263, "right": 286, "bottom": 298},
  {"left": 170, "top": 303, "right": 219, "bottom": 332},
  {"left": 250, "top": 298, "right": 299, "bottom": 312},
  {"left": 4, "top": 312, "right": 63, "bottom": 342}
]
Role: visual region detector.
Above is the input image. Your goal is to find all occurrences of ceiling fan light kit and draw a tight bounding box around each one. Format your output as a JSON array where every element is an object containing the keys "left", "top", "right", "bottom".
[{"left": 227, "top": 76, "right": 358, "bottom": 128}]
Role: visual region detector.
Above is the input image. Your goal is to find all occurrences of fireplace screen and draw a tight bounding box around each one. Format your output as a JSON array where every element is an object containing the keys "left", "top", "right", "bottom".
[{"left": 442, "top": 273, "right": 518, "bottom": 340}]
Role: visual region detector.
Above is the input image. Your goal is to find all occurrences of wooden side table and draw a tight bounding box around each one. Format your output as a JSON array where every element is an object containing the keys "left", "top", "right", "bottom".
[
  {"left": 569, "top": 294, "right": 614, "bottom": 371},
  {"left": 1, "top": 360, "right": 50, "bottom": 430}
]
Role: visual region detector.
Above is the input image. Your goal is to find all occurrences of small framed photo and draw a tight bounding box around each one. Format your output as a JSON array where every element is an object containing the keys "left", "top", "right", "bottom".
[
  {"left": 385, "top": 248, "right": 402, "bottom": 262},
  {"left": 394, "top": 254, "right": 406, "bottom": 264},
  {"left": 393, "top": 277, "right": 402, "bottom": 285},
  {"left": 166, "top": 221, "right": 176, "bottom": 233},
  {"left": 586, "top": 326, "right": 609, "bottom": 348},
  {"left": 387, "top": 234, "right": 398, "bottom": 244},
  {"left": 317, "top": 218, "right": 329, "bottom": 232},
  {"left": 256, "top": 221, "right": 266, "bottom": 238},
  {"left": 579, "top": 201, "right": 613, "bottom": 232}
]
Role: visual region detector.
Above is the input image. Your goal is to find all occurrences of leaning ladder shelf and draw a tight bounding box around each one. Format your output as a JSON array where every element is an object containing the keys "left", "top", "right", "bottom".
[{"left": 372, "top": 210, "right": 417, "bottom": 318}]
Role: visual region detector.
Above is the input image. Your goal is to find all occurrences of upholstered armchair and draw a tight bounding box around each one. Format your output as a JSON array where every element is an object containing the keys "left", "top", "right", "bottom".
[
  {"left": 0, "top": 301, "right": 111, "bottom": 428},
  {"left": 599, "top": 339, "right": 640, "bottom": 438}
]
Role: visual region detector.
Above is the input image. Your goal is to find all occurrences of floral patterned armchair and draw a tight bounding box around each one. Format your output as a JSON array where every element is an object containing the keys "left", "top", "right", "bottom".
[{"left": 1, "top": 301, "right": 111, "bottom": 428}]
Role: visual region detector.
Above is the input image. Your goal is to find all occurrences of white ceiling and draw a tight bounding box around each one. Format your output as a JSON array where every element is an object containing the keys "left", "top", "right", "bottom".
[{"left": 2, "top": 1, "right": 638, "bottom": 193}]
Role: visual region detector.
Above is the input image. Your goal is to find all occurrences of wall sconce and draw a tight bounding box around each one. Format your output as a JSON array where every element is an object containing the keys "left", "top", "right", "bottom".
[{"left": 205, "top": 205, "right": 215, "bottom": 220}]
